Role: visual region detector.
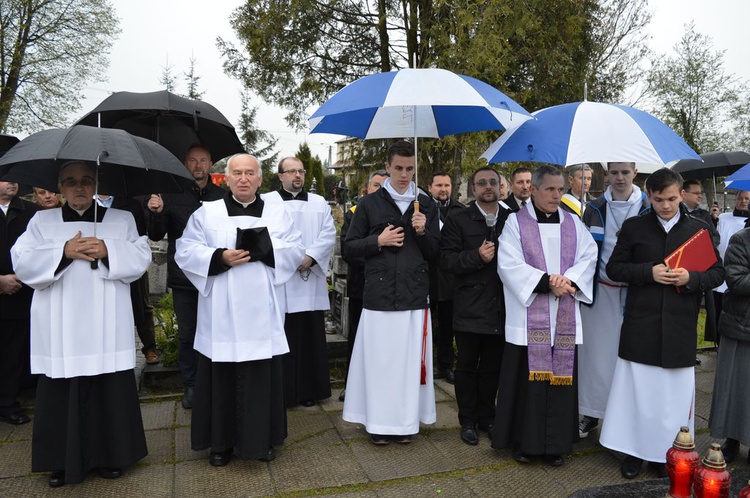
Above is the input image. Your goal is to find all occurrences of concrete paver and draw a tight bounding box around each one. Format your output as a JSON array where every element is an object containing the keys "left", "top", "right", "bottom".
[{"left": 1, "top": 349, "right": 738, "bottom": 497}]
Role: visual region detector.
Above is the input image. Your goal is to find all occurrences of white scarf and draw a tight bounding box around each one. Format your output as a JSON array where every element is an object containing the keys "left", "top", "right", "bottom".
[{"left": 383, "top": 178, "right": 415, "bottom": 215}]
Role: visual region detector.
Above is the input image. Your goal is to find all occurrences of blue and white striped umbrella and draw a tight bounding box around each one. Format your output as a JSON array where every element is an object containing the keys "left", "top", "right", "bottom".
[
  {"left": 722, "top": 162, "right": 750, "bottom": 191},
  {"left": 308, "top": 68, "right": 531, "bottom": 139},
  {"left": 481, "top": 101, "right": 700, "bottom": 170}
]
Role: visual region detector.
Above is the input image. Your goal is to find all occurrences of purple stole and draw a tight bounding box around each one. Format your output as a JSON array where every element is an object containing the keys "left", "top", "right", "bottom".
[{"left": 517, "top": 207, "right": 577, "bottom": 385}]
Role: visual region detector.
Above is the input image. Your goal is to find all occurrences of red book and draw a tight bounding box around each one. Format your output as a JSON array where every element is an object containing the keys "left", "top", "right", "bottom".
[{"left": 664, "top": 228, "right": 717, "bottom": 272}]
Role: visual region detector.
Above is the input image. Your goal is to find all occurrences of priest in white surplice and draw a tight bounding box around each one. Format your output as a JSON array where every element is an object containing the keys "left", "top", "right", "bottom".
[
  {"left": 175, "top": 154, "right": 304, "bottom": 465},
  {"left": 11, "top": 161, "right": 151, "bottom": 487},
  {"left": 264, "top": 157, "right": 336, "bottom": 407},
  {"left": 342, "top": 141, "right": 439, "bottom": 445},
  {"left": 492, "top": 166, "right": 597, "bottom": 467}
]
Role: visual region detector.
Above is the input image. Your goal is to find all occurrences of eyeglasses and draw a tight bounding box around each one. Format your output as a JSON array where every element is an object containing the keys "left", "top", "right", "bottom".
[
  {"left": 282, "top": 169, "right": 305, "bottom": 175},
  {"left": 474, "top": 179, "right": 499, "bottom": 187},
  {"left": 60, "top": 176, "right": 96, "bottom": 188}
]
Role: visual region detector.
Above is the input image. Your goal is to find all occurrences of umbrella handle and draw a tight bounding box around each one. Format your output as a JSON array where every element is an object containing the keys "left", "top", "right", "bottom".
[{"left": 414, "top": 201, "right": 420, "bottom": 214}]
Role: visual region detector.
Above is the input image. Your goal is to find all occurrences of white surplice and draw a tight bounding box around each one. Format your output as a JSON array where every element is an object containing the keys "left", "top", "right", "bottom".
[
  {"left": 11, "top": 208, "right": 151, "bottom": 379},
  {"left": 599, "top": 359, "right": 694, "bottom": 463},
  {"left": 342, "top": 309, "right": 436, "bottom": 435},
  {"left": 263, "top": 191, "right": 336, "bottom": 313},
  {"left": 579, "top": 186, "right": 644, "bottom": 418},
  {"left": 174, "top": 199, "right": 304, "bottom": 362},
  {"left": 497, "top": 204, "right": 598, "bottom": 346}
]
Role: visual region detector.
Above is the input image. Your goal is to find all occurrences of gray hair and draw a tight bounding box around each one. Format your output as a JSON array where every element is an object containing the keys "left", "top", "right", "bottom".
[
  {"left": 368, "top": 169, "right": 388, "bottom": 182},
  {"left": 225, "top": 154, "right": 261, "bottom": 176},
  {"left": 58, "top": 161, "right": 95, "bottom": 183},
  {"left": 566, "top": 164, "right": 592, "bottom": 176},
  {"left": 531, "top": 165, "right": 562, "bottom": 188}
]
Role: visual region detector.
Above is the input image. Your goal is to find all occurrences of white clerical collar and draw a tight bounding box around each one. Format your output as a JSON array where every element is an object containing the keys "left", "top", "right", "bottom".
[
  {"left": 232, "top": 195, "right": 257, "bottom": 208},
  {"left": 0, "top": 203, "right": 8, "bottom": 215},
  {"left": 657, "top": 210, "right": 681, "bottom": 233},
  {"left": 73, "top": 207, "right": 88, "bottom": 216}
]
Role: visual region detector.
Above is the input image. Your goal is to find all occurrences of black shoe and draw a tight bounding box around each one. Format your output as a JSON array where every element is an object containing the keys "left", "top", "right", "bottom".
[
  {"left": 258, "top": 446, "right": 275, "bottom": 462},
  {"left": 370, "top": 434, "right": 390, "bottom": 446},
  {"left": 182, "top": 387, "right": 194, "bottom": 410},
  {"left": 695, "top": 356, "right": 702, "bottom": 365},
  {"left": 512, "top": 449, "right": 532, "bottom": 464},
  {"left": 338, "top": 389, "right": 346, "bottom": 402},
  {"left": 300, "top": 399, "right": 316, "bottom": 407},
  {"left": 648, "top": 461, "right": 668, "bottom": 478},
  {"left": 391, "top": 434, "right": 412, "bottom": 444},
  {"left": 544, "top": 454, "right": 564, "bottom": 467},
  {"left": 460, "top": 426, "right": 479, "bottom": 446},
  {"left": 721, "top": 438, "right": 740, "bottom": 464},
  {"left": 578, "top": 416, "right": 599, "bottom": 438},
  {"left": 209, "top": 449, "right": 233, "bottom": 467},
  {"left": 0, "top": 411, "right": 30, "bottom": 425},
  {"left": 621, "top": 455, "right": 643, "bottom": 479},
  {"left": 48, "top": 471, "right": 65, "bottom": 488},
  {"left": 478, "top": 423, "right": 494, "bottom": 440},
  {"left": 97, "top": 467, "right": 122, "bottom": 479},
  {"left": 443, "top": 368, "right": 455, "bottom": 384}
]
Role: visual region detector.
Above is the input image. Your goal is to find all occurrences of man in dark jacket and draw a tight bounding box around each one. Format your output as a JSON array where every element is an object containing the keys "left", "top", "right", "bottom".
[
  {"left": 338, "top": 169, "right": 388, "bottom": 402},
  {"left": 428, "top": 171, "right": 465, "bottom": 383},
  {"left": 681, "top": 180, "right": 720, "bottom": 347},
  {"left": 0, "top": 180, "right": 38, "bottom": 425},
  {"left": 146, "top": 145, "right": 225, "bottom": 409},
  {"left": 599, "top": 168, "right": 724, "bottom": 480},
  {"left": 503, "top": 167, "right": 532, "bottom": 212},
  {"left": 342, "top": 140, "right": 440, "bottom": 445},
  {"left": 440, "top": 167, "right": 509, "bottom": 446}
]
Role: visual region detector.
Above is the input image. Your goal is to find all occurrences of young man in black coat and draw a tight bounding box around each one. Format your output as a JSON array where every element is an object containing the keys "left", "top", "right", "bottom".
[
  {"left": 599, "top": 168, "right": 725, "bottom": 479},
  {"left": 440, "top": 167, "right": 509, "bottom": 446}
]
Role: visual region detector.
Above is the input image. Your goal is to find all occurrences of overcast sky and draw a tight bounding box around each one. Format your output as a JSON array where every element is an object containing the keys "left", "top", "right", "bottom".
[{"left": 78, "top": 0, "right": 750, "bottom": 162}]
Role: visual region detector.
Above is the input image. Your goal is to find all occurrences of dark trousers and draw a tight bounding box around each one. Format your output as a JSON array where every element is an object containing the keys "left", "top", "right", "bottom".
[
  {"left": 173, "top": 287, "right": 199, "bottom": 388},
  {"left": 430, "top": 299, "right": 455, "bottom": 371},
  {"left": 454, "top": 331, "right": 504, "bottom": 428},
  {"left": 135, "top": 272, "right": 156, "bottom": 353},
  {"left": 0, "top": 318, "right": 29, "bottom": 415}
]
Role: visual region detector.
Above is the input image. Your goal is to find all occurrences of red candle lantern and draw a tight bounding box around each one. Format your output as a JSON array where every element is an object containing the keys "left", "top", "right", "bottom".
[
  {"left": 693, "top": 443, "right": 731, "bottom": 498},
  {"left": 666, "top": 426, "right": 699, "bottom": 498},
  {"left": 739, "top": 480, "right": 750, "bottom": 498}
]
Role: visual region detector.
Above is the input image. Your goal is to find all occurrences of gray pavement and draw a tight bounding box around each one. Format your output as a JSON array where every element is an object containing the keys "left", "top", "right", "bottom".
[{"left": 0, "top": 349, "right": 738, "bottom": 497}]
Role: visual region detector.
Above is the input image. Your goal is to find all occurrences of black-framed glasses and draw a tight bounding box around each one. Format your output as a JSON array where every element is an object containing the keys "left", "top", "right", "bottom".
[
  {"left": 282, "top": 169, "right": 305, "bottom": 175},
  {"left": 60, "top": 176, "right": 96, "bottom": 188},
  {"left": 474, "top": 179, "right": 499, "bottom": 187}
]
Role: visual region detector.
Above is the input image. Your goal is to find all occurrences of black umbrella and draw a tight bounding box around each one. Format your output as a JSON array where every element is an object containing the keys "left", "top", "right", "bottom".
[
  {"left": 0, "top": 134, "right": 19, "bottom": 157},
  {"left": 0, "top": 125, "right": 193, "bottom": 196},
  {"left": 74, "top": 90, "right": 245, "bottom": 161},
  {"left": 671, "top": 151, "right": 750, "bottom": 180}
]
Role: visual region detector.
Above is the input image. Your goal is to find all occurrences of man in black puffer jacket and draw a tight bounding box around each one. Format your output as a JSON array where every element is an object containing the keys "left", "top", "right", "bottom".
[{"left": 342, "top": 141, "right": 440, "bottom": 446}]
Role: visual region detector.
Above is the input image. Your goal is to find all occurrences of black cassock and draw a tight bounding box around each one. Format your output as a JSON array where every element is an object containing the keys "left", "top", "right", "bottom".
[{"left": 190, "top": 196, "right": 287, "bottom": 460}]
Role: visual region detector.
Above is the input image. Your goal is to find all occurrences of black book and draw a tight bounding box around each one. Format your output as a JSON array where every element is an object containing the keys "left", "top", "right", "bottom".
[{"left": 235, "top": 226, "right": 275, "bottom": 267}]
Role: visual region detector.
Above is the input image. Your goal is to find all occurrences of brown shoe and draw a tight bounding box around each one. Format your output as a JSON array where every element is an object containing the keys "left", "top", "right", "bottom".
[{"left": 145, "top": 350, "right": 160, "bottom": 364}]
